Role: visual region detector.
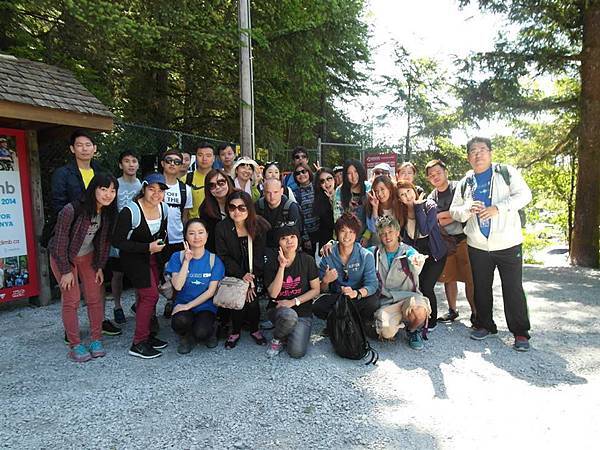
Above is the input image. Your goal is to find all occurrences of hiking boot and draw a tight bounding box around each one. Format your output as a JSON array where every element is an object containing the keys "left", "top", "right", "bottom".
[
  {"left": 438, "top": 309, "right": 459, "bottom": 322},
  {"left": 470, "top": 328, "right": 497, "bottom": 340},
  {"left": 163, "top": 301, "right": 173, "bottom": 319},
  {"left": 113, "top": 308, "right": 126, "bottom": 324},
  {"left": 129, "top": 341, "right": 161, "bottom": 359},
  {"left": 177, "top": 335, "right": 194, "bottom": 354},
  {"left": 514, "top": 336, "right": 530, "bottom": 352},
  {"left": 205, "top": 327, "right": 218, "bottom": 349},
  {"left": 89, "top": 340, "right": 106, "bottom": 358},
  {"left": 266, "top": 339, "right": 283, "bottom": 358},
  {"left": 407, "top": 330, "right": 424, "bottom": 351},
  {"left": 148, "top": 335, "right": 168, "bottom": 350},
  {"left": 102, "top": 320, "right": 122, "bottom": 336},
  {"left": 69, "top": 343, "right": 92, "bottom": 363}
]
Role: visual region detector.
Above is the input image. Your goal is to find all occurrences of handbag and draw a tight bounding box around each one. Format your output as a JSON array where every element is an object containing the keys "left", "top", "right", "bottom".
[
  {"left": 213, "top": 236, "right": 253, "bottom": 310},
  {"left": 439, "top": 227, "right": 457, "bottom": 256}
]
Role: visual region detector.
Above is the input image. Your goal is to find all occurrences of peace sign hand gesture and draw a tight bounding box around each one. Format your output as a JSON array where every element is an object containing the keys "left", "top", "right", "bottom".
[
  {"left": 414, "top": 192, "right": 427, "bottom": 205},
  {"left": 182, "top": 241, "right": 193, "bottom": 262},
  {"left": 278, "top": 246, "right": 289, "bottom": 268}
]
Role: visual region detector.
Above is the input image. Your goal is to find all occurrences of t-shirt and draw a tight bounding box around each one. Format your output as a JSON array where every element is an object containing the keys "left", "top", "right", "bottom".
[
  {"left": 164, "top": 181, "right": 193, "bottom": 243},
  {"left": 474, "top": 167, "right": 493, "bottom": 238},
  {"left": 78, "top": 213, "right": 101, "bottom": 256},
  {"left": 263, "top": 251, "right": 318, "bottom": 317},
  {"left": 188, "top": 171, "right": 207, "bottom": 219},
  {"left": 386, "top": 249, "right": 399, "bottom": 268},
  {"left": 117, "top": 177, "right": 142, "bottom": 211},
  {"left": 79, "top": 168, "right": 95, "bottom": 188},
  {"left": 166, "top": 251, "right": 225, "bottom": 313},
  {"left": 428, "top": 181, "right": 464, "bottom": 236}
]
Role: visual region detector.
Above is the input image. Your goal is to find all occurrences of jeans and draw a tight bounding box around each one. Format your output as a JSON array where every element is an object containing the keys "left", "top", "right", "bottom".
[
  {"left": 50, "top": 252, "right": 104, "bottom": 346},
  {"left": 133, "top": 255, "right": 160, "bottom": 345},
  {"left": 267, "top": 307, "right": 312, "bottom": 358},
  {"left": 171, "top": 310, "right": 216, "bottom": 341},
  {"left": 419, "top": 254, "right": 447, "bottom": 325}
]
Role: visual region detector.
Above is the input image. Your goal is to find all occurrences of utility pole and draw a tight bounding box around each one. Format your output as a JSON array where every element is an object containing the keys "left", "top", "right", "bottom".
[{"left": 238, "top": 0, "right": 255, "bottom": 158}]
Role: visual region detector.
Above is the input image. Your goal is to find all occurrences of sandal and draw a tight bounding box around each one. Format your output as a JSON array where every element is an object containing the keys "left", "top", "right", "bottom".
[
  {"left": 224, "top": 334, "right": 240, "bottom": 350},
  {"left": 250, "top": 330, "right": 267, "bottom": 346}
]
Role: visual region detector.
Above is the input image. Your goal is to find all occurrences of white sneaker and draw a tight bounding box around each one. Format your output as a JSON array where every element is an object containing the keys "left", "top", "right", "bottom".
[{"left": 266, "top": 339, "right": 283, "bottom": 358}]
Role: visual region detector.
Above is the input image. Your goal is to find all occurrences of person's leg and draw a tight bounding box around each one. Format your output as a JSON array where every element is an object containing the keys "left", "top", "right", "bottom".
[
  {"left": 419, "top": 255, "right": 446, "bottom": 326},
  {"left": 493, "top": 245, "right": 531, "bottom": 339},
  {"left": 192, "top": 311, "right": 216, "bottom": 341},
  {"left": 444, "top": 282, "right": 458, "bottom": 312},
  {"left": 468, "top": 246, "right": 497, "bottom": 334},
  {"left": 171, "top": 310, "right": 195, "bottom": 336},
  {"left": 312, "top": 293, "right": 339, "bottom": 320},
  {"left": 267, "top": 307, "right": 298, "bottom": 341},
  {"left": 354, "top": 291, "right": 381, "bottom": 322},
  {"left": 455, "top": 239, "right": 476, "bottom": 316},
  {"left": 133, "top": 257, "right": 160, "bottom": 345},
  {"left": 286, "top": 317, "right": 312, "bottom": 358},
  {"left": 374, "top": 302, "right": 404, "bottom": 339},
  {"left": 246, "top": 298, "right": 261, "bottom": 333},
  {"left": 76, "top": 253, "right": 105, "bottom": 342},
  {"left": 111, "top": 270, "right": 124, "bottom": 310},
  {"left": 50, "top": 256, "right": 82, "bottom": 346}
]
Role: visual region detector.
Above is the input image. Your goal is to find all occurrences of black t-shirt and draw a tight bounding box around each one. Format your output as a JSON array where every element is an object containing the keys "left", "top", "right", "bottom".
[
  {"left": 263, "top": 251, "right": 318, "bottom": 317},
  {"left": 258, "top": 200, "right": 302, "bottom": 248},
  {"left": 432, "top": 181, "right": 458, "bottom": 212}
]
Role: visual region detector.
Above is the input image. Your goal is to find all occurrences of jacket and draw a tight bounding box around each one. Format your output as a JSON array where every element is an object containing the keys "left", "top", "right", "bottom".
[
  {"left": 333, "top": 182, "right": 372, "bottom": 241},
  {"left": 48, "top": 202, "right": 112, "bottom": 275},
  {"left": 401, "top": 199, "right": 447, "bottom": 261},
  {"left": 449, "top": 163, "right": 531, "bottom": 251},
  {"left": 319, "top": 242, "right": 379, "bottom": 296},
  {"left": 111, "top": 200, "right": 168, "bottom": 288},
  {"left": 214, "top": 217, "right": 267, "bottom": 279},
  {"left": 51, "top": 159, "right": 103, "bottom": 214}
]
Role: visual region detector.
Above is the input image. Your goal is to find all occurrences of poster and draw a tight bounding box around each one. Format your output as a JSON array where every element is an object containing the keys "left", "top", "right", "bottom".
[
  {"left": 365, "top": 152, "right": 397, "bottom": 177},
  {"left": 0, "top": 128, "right": 39, "bottom": 302}
]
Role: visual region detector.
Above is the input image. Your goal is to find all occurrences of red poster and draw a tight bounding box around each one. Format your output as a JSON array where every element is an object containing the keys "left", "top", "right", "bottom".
[
  {"left": 0, "top": 128, "right": 39, "bottom": 302},
  {"left": 365, "top": 152, "right": 397, "bottom": 170}
]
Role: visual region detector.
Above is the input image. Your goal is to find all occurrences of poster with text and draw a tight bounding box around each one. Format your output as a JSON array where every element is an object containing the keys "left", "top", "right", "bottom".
[{"left": 0, "top": 128, "right": 39, "bottom": 302}]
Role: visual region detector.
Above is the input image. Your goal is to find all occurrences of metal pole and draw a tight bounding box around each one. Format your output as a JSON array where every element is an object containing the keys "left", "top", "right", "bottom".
[
  {"left": 238, "top": 0, "right": 254, "bottom": 158},
  {"left": 317, "top": 137, "right": 322, "bottom": 166}
]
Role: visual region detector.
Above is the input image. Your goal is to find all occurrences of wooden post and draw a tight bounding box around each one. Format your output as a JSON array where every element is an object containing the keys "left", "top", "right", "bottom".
[{"left": 26, "top": 130, "right": 52, "bottom": 306}]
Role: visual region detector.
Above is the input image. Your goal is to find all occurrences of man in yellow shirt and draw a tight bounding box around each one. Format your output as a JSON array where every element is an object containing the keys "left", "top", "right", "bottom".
[{"left": 184, "top": 142, "right": 215, "bottom": 218}]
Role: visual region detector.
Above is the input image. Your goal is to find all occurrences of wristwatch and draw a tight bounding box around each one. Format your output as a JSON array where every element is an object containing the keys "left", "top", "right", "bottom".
[{"left": 294, "top": 298, "right": 301, "bottom": 307}]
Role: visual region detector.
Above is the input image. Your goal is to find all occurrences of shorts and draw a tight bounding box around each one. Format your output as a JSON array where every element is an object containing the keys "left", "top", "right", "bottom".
[
  {"left": 374, "top": 295, "right": 431, "bottom": 340},
  {"left": 438, "top": 238, "right": 473, "bottom": 284}
]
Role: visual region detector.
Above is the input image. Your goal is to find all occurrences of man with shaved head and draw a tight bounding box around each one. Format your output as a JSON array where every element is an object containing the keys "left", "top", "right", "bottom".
[{"left": 256, "top": 178, "right": 304, "bottom": 248}]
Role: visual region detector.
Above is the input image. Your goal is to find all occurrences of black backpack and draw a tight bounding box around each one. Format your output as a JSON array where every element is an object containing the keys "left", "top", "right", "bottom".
[{"left": 327, "top": 295, "right": 378, "bottom": 365}]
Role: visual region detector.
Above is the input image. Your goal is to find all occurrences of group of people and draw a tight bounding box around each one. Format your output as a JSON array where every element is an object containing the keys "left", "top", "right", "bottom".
[{"left": 48, "top": 130, "right": 533, "bottom": 363}]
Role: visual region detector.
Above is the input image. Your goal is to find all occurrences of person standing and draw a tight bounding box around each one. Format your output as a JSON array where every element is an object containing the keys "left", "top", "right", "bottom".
[
  {"left": 312, "top": 168, "right": 336, "bottom": 251},
  {"left": 450, "top": 137, "right": 532, "bottom": 351},
  {"left": 334, "top": 159, "right": 371, "bottom": 246},
  {"left": 185, "top": 142, "right": 216, "bottom": 219},
  {"left": 291, "top": 162, "right": 319, "bottom": 254},
  {"left": 216, "top": 143, "right": 236, "bottom": 178},
  {"left": 232, "top": 156, "right": 261, "bottom": 201},
  {"left": 284, "top": 146, "right": 310, "bottom": 192},
  {"left": 178, "top": 150, "right": 193, "bottom": 179}
]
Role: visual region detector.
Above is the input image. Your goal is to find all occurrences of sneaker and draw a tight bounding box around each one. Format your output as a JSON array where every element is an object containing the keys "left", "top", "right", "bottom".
[
  {"left": 427, "top": 320, "right": 437, "bottom": 332},
  {"left": 102, "top": 320, "right": 122, "bottom": 336},
  {"left": 129, "top": 341, "right": 161, "bottom": 359},
  {"left": 250, "top": 330, "right": 267, "bottom": 345},
  {"left": 163, "top": 301, "right": 173, "bottom": 319},
  {"left": 407, "top": 330, "right": 424, "bottom": 351},
  {"left": 224, "top": 334, "right": 240, "bottom": 350},
  {"left": 89, "top": 340, "right": 106, "bottom": 358},
  {"left": 69, "top": 343, "right": 92, "bottom": 363},
  {"left": 148, "top": 335, "right": 168, "bottom": 350},
  {"left": 470, "top": 328, "right": 497, "bottom": 340},
  {"left": 206, "top": 327, "right": 218, "bottom": 349},
  {"left": 438, "top": 309, "right": 459, "bottom": 322},
  {"left": 63, "top": 332, "right": 70, "bottom": 346},
  {"left": 177, "top": 335, "right": 194, "bottom": 354},
  {"left": 266, "top": 339, "right": 283, "bottom": 357},
  {"left": 260, "top": 320, "right": 275, "bottom": 330},
  {"left": 514, "top": 336, "right": 530, "bottom": 352},
  {"left": 113, "top": 308, "right": 126, "bottom": 324}
]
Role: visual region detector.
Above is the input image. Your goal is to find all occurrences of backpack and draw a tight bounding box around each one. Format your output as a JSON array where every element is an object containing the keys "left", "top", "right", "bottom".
[
  {"left": 176, "top": 180, "right": 188, "bottom": 215},
  {"left": 327, "top": 294, "right": 379, "bottom": 365},
  {"left": 257, "top": 196, "right": 295, "bottom": 224},
  {"left": 124, "top": 201, "right": 169, "bottom": 239},
  {"left": 460, "top": 164, "right": 526, "bottom": 228}
]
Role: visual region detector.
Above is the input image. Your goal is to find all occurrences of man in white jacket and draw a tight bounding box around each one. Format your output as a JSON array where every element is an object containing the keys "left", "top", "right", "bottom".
[{"left": 450, "top": 137, "right": 532, "bottom": 351}]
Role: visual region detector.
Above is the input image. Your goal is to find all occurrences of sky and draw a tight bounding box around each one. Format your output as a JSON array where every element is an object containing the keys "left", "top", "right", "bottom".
[{"left": 340, "top": 0, "right": 510, "bottom": 148}]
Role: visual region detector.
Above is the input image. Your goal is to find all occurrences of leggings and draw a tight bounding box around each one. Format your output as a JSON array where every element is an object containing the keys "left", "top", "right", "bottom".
[
  {"left": 171, "top": 310, "right": 216, "bottom": 341},
  {"left": 230, "top": 299, "right": 260, "bottom": 334}
]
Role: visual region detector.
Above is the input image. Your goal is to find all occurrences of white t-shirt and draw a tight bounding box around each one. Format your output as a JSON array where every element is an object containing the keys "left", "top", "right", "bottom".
[{"left": 164, "top": 181, "right": 193, "bottom": 243}]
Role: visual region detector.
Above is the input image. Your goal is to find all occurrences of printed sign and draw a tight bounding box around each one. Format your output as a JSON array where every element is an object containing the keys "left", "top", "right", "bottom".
[{"left": 365, "top": 152, "right": 397, "bottom": 170}]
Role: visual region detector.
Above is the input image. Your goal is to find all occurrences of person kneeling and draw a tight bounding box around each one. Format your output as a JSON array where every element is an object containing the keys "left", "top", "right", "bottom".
[
  {"left": 263, "top": 224, "right": 320, "bottom": 358},
  {"left": 167, "top": 219, "right": 225, "bottom": 354},
  {"left": 372, "top": 216, "right": 430, "bottom": 350}
]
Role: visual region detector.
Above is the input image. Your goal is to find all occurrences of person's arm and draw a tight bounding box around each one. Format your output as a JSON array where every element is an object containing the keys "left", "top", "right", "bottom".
[
  {"left": 437, "top": 211, "right": 454, "bottom": 227},
  {"left": 414, "top": 201, "right": 440, "bottom": 236},
  {"left": 51, "top": 167, "right": 69, "bottom": 214},
  {"left": 449, "top": 178, "right": 473, "bottom": 222},
  {"left": 361, "top": 251, "right": 379, "bottom": 296},
  {"left": 52, "top": 204, "right": 76, "bottom": 275},
  {"left": 267, "top": 265, "right": 285, "bottom": 299},
  {"left": 494, "top": 165, "right": 532, "bottom": 213},
  {"left": 177, "top": 280, "right": 220, "bottom": 311},
  {"left": 319, "top": 255, "right": 338, "bottom": 293}
]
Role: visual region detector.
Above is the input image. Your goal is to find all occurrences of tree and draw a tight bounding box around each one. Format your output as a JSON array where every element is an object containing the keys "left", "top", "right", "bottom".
[{"left": 458, "top": 0, "right": 600, "bottom": 267}]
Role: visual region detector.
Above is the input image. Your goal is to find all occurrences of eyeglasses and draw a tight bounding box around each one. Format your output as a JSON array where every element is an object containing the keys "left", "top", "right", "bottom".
[
  {"left": 293, "top": 154, "right": 308, "bottom": 160},
  {"left": 208, "top": 179, "right": 227, "bottom": 190},
  {"left": 164, "top": 158, "right": 182, "bottom": 166},
  {"left": 373, "top": 170, "right": 389, "bottom": 176},
  {"left": 228, "top": 204, "right": 248, "bottom": 213},
  {"left": 295, "top": 169, "right": 308, "bottom": 176},
  {"left": 468, "top": 148, "right": 490, "bottom": 156},
  {"left": 319, "top": 176, "right": 334, "bottom": 184}
]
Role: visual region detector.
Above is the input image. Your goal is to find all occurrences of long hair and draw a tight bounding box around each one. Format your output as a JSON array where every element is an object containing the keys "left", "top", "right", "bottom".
[
  {"left": 201, "top": 169, "right": 235, "bottom": 219},
  {"left": 225, "top": 190, "right": 270, "bottom": 240},
  {"left": 396, "top": 180, "right": 418, "bottom": 229},
  {"left": 313, "top": 167, "right": 335, "bottom": 217},
  {"left": 366, "top": 175, "right": 402, "bottom": 220},
  {"left": 292, "top": 161, "right": 314, "bottom": 185},
  {"left": 74, "top": 173, "right": 119, "bottom": 224},
  {"left": 340, "top": 159, "right": 367, "bottom": 209}
]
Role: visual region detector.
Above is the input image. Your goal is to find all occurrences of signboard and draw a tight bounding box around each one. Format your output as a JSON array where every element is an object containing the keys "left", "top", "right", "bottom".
[
  {"left": 365, "top": 152, "right": 397, "bottom": 179},
  {"left": 0, "top": 128, "right": 39, "bottom": 302}
]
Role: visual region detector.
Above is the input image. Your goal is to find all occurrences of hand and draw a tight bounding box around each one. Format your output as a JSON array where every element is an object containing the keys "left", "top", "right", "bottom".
[
  {"left": 478, "top": 205, "right": 499, "bottom": 220},
  {"left": 275, "top": 299, "right": 295, "bottom": 309},
  {"left": 322, "top": 265, "right": 338, "bottom": 284},
  {"left": 242, "top": 273, "right": 255, "bottom": 284},
  {"left": 312, "top": 162, "right": 322, "bottom": 172},
  {"left": 278, "top": 246, "right": 289, "bottom": 267},
  {"left": 246, "top": 286, "right": 256, "bottom": 303},
  {"left": 172, "top": 303, "right": 187, "bottom": 315},
  {"left": 469, "top": 200, "right": 485, "bottom": 214},
  {"left": 95, "top": 269, "right": 104, "bottom": 285},
  {"left": 182, "top": 241, "right": 193, "bottom": 262},
  {"left": 320, "top": 242, "right": 333, "bottom": 257},
  {"left": 367, "top": 191, "right": 379, "bottom": 210},
  {"left": 60, "top": 272, "right": 75, "bottom": 291},
  {"left": 414, "top": 192, "right": 427, "bottom": 205},
  {"left": 341, "top": 286, "right": 358, "bottom": 299},
  {"left": 149, "top": 239, "right": 166, "bottom": 254},
  {"left": 409, "top": 253, "right": 428, "bottom": 269}
]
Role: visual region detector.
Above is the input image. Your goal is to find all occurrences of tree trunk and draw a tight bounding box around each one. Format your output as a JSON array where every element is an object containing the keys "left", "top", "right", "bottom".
[{"left": 571, "top": 2, "right": 600, "bottom": 267}]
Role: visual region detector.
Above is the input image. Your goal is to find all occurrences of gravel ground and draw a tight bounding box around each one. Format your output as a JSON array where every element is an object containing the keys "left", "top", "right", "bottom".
[{"left": 0, "top": 264, "right": 598, "bottom": 449}]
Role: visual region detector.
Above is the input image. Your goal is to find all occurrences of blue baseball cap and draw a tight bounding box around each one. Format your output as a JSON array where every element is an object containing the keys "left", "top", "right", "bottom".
[{"left": 142, "top": 172, "right": 169, "bottom": 190}]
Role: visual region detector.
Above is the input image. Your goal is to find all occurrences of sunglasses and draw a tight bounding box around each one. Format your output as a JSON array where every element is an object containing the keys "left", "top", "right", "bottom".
[
  {"left": 208, "top": 179, "right": 227, "bottom": 190},
  {"left": 228, "top": 203, "right": 248, "bottom": 213},
  {"left": 163, "top": 158, "right": 182, "bottom": 166},
  {"left": 295, "top": 169, "right": 308, "bottom": 176},
  {"left": 320, "top": 176, "right": 334, "bottom": 184},
  {"left": 278, "top": 220, "right": 297, "bottom": 228},
  {"left": 238, "top": 163, "right": 254, "bottom": 170},
  {"left": 373, "top": 170, "right": 389, "bottom": 176},
  {"left": 293, "top": 154, "right": 308, "bottom": 160}
]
